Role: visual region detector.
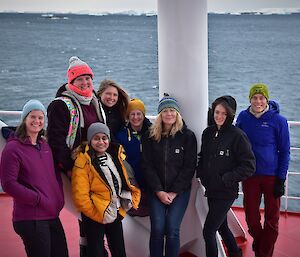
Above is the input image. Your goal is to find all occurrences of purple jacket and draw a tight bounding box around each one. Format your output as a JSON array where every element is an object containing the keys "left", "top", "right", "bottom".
[{"left": 0, "top": 135, "right": 64, "bottom": 222}]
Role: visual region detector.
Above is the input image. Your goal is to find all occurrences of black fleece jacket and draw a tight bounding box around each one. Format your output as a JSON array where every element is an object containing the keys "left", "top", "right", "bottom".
[
  {"left": 142, "top": 126, "right": 197, "bottom": 194},
  {"left": 197, "top": 123, "right": 255, "bottom": 199}
]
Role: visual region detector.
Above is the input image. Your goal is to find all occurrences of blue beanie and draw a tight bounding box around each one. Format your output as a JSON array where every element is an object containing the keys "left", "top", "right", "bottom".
[
  {"left": 157, "top": 93, "right": 180, "bottom": 114},
  {"left": 21, "top": 100, "right": 46, "bottom": 121}
]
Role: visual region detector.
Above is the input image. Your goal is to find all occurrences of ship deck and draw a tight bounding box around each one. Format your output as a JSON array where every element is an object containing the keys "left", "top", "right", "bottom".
[{"left": 1, "top": 194, "right": 299, "bottom": 257}]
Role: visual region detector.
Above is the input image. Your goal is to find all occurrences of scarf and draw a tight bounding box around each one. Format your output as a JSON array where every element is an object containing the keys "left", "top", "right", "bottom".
[
  {"left": 66, "top": 84, "right": 93, "bottom": 105},
  {"left": 97, "top": 153, "right": 122, "bottom": 209}
]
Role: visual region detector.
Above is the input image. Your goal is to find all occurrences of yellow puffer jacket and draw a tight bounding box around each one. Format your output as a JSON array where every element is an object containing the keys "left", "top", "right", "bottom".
[{"left": 72, "top": 143, "right": 141, "bottom": 223}]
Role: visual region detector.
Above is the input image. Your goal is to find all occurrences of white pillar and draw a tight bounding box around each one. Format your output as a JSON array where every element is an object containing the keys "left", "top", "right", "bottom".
[
  {"left": 157, "top": 0, "right": 208, "bottom": 140},
  {"left": 157, "top": 1, "right": 226, "bottom": 256}
]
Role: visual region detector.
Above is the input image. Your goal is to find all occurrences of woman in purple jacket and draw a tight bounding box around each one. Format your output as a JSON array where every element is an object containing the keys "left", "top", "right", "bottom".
[{"left": 0, "top": 100, "right": 69, "bottom": 257}]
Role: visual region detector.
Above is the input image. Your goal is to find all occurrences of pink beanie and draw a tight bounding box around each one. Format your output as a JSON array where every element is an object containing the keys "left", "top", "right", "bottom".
[{"left": 67, "top": 56, "right": 94, "bottom": 84}]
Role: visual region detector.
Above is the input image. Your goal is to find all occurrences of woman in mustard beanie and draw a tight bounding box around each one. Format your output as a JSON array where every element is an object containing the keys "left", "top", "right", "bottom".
[
  {"left": 236, "top": 83, "right": 290, "bottom": 257},
  {"left": 116, "top": 98, "right": 152, "bottom": 216}
]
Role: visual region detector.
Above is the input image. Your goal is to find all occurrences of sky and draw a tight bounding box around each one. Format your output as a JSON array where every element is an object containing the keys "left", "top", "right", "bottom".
[{"left": 0, "top": 0, "right": 300, "bottom": 13}]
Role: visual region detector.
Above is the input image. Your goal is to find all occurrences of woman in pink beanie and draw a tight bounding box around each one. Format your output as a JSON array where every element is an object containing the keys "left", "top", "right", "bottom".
[{"left": 47, "top": 56, "right": 106, "bottom": 257}]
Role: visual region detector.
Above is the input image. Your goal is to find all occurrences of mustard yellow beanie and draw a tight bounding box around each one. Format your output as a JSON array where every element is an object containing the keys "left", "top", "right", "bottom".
[
  {"left": 249, "top": 83, "right": 269, "bottom": 101},
  {"left": 127, "top": 98, "right": 146, "bottom": 117}
]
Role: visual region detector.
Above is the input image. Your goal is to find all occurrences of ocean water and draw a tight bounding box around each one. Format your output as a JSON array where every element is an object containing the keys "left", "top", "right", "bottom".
[{"left": 0, "top": 13, "right": 300, "bottom": 210}]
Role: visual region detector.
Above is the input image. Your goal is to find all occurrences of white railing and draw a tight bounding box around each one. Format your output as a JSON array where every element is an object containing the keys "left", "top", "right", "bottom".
[
  {"left": 281, "top": 118, "right": 300, "bottom": 212},
  {"left": 0, "top": 110, "right": 22, "bottom": 116},
  {"left": 1, "top": 111, "right": 300, "bottom": 212},
  {"left": 235, "top": 121, "right": 300, "bottom": 212}
]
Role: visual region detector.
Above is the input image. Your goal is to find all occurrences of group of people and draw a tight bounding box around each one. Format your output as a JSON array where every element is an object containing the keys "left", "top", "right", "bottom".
[{"left": 0, "top": 56, "right": 290, "bottom": 257}]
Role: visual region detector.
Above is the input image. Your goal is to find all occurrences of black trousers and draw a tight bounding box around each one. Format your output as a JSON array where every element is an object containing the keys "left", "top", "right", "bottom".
[
  {"left": 13, "top": 218, "right": 69, "bottom": 257},
  {"left": 203, "top": 197, "right": 239, "bottom": 257},
  {"left": 82, "top": 213, "right": 126, "bottom": 257}
]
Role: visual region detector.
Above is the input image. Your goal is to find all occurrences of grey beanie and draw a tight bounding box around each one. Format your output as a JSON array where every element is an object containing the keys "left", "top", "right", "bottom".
[
  {"left": 87, "top": 122, "right": 110, "bottom": 143},
  {"left": 21, "top": 99, "right": 46, "bottom": 121}
]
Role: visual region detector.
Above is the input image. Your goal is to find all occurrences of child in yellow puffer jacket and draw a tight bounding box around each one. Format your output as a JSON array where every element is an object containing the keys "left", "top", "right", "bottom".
[{"left": 72, "top": 122, "right": 141, "bottom": 257}]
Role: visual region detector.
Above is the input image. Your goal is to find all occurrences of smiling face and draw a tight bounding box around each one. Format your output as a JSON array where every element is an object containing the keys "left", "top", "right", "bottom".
[
  {"left": 100, "top": 86, "right": 119, "bottom": 107},
  {"left": 90, "top": 132, "right": 110, "bottom": 156},
  {"left": 128, "top": 109, "right": 144, "bottom": 131},
  {"left": 72, "top": 75, "right": 93, "bottom": 92},
  {"left": 250, "top": 93, "right": 268, "bottom": 113},
  {"left": 214, "top": 104, "right": 227, "bottom": 129},
  {"left": 161, "top": 108, "right": 177, "bottom": 129},
  {"left": 25, "top": 110, "right": 45, "bottom": 136}
]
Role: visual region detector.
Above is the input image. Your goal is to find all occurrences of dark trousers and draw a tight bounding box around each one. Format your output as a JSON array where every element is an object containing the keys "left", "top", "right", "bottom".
[
  {"left": 13, "top": 218, "right": 69, "bottom": 257},
  {"left": 243, "top": 176, "right": 280, "bottom": 257},
  {"left": 148, "top": 190, "right": 191, "bottom": 257},
  {"left": 203, "top": 197, "right": 239, "bottom": 257},
  {"left": 82, "top": 213, "right": 126, "bottom": 257}
]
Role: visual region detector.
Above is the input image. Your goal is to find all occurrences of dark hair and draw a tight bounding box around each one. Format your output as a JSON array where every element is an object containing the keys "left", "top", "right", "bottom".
[
  {"left": 211, "top": 96, "right": 236, "bottom": 125},
  {"left": 15, "top": 119, "right": 45, "bottom": 141},
  {"left": 97, "top": 79, "right": 129, "bottom": 120}
]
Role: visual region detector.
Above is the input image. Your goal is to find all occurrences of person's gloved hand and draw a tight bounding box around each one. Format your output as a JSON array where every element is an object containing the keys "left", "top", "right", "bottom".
[{"left": 273, "top": 178, "right": 285, "bottom": 198}]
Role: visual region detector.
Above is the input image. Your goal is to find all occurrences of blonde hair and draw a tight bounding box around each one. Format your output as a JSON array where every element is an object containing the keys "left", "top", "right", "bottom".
[{"left": 149, "top": 110, "right": 183, "bottom": 142}]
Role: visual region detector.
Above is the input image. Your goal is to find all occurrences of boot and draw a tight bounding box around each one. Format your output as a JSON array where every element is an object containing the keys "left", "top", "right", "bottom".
[{"left": 228, "top": 247, "right": 242, "bottom": 257}]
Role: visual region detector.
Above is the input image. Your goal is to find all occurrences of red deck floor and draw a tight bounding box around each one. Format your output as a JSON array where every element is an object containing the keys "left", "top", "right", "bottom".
[{"left": 1, "top": 194, "right": 299, "bottom": 257}]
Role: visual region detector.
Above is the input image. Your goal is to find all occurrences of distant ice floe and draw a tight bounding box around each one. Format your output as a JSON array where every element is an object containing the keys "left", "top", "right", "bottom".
[
  {"left": 77, "top": 10, "right": 157, "bottom": 17},
  {"left": 84, "top": 8, "right": 299, "bottom": 16},
  {"left": 210, "top": 8, "right": 300, "bottom": 16},
  {"left": 41, "top": 13, "right": 69, "bottom": 20},
  {"left": 257, "top": 8, "right": 300, "bottom": 15},
  {"left": 6, "top": 8, "right": 300, "bottom": 18},
  {"left": 37, "top": 10, "right": 158, "bottom": 18}
]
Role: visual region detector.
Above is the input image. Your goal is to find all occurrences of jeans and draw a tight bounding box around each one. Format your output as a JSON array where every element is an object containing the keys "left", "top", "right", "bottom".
[
  {"left": 203, "top": 197, "right": 239, "bottom": 257},
  {"left": 148, "top": 189, "right": 191, "bottom": 257},
  {"left": 13, "top": 218, "right": 69, "bottom": 257},
  {"left": 243, "top": 176, "right": 280, "bottom": 257}
]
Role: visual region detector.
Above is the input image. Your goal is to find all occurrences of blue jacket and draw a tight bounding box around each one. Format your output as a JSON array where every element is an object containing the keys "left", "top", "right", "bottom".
[
  {"left": 116, "top": 118, "right": 151, "bottom": 189},
  {"left": 236, "top": 101, "right": 290, "bottom": 179}
]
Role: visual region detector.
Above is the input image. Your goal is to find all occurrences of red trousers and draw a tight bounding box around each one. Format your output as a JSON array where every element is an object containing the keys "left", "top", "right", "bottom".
[{"left": 242, "top": 176, "right": 280, "bottom": 257}]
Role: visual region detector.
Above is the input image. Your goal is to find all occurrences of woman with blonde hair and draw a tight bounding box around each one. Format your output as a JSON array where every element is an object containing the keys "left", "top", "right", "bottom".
[{"left": 142, "top": 94, "right": 197, "bottom": 257}]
